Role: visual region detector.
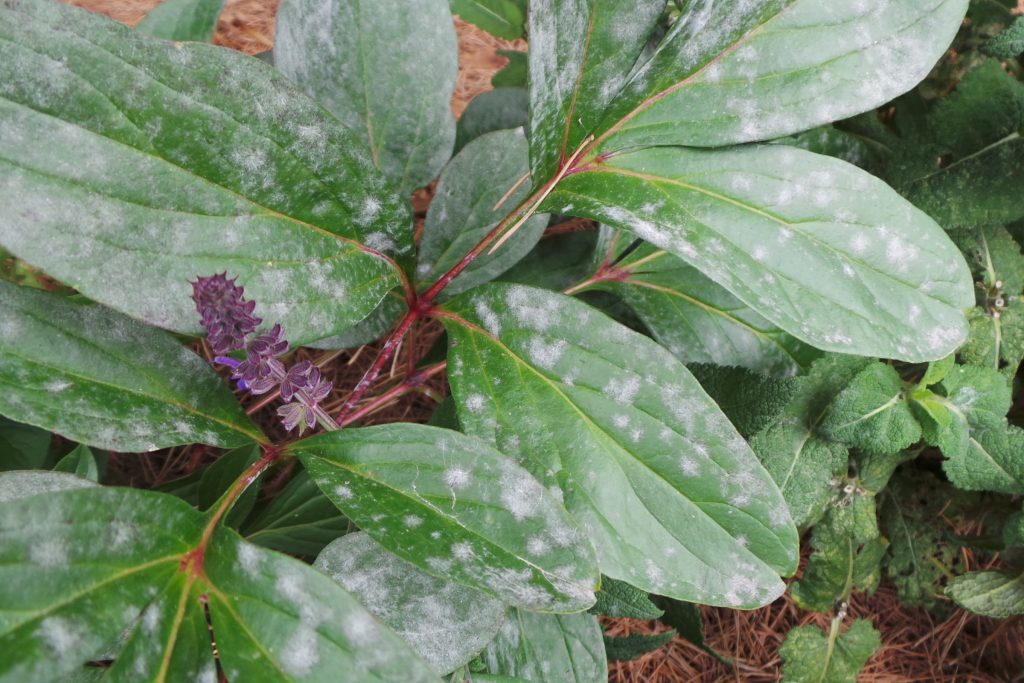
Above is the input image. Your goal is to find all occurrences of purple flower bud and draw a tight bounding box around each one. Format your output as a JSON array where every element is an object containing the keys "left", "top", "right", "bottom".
[{"left": 191, "top": 273, "right": 261, "bottom": 355}]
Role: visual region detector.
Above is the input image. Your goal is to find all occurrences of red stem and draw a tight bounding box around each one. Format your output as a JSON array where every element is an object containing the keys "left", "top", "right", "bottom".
[
  {"left": 181, "top": 446, "right": 281, "bottom": 577},
  {"left": 338, "top": 362, "right": 447, "bottom": 427},
  {"left": 334, "top": 309, "right": 421, "bottom": 423}
]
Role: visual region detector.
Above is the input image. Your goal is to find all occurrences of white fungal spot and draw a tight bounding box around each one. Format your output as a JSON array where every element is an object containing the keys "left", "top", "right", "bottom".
[{"left": 444, "top": 467, "right": 471, "bottom": 491}]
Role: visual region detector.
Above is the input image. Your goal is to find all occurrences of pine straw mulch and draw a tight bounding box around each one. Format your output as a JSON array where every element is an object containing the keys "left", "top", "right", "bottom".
[{"left": 66, "top": 1, "right": 1024, "bottom": 680}]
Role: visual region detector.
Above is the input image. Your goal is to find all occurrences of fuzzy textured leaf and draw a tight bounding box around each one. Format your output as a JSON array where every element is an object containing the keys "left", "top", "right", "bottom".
[
  {"left": 592, "top": 0, "right": 969, "bottom": 152},
  {"left": 482, "top": 610, "right": 607, "bottom": 683},
  {"left": 419, "top": 129, "right": 547, "bottom": 296},
  {"left": 750, "top": 355, "right": 871, "bottom": 528},
  {"left": 547, "top": 145, "right": 973, "bottom": 361},
  {"left": 275, "top": 0, "right": 457, "bottom": 193},
  {"left": 0, "top": 283, "right": 264, "bottom": 452},
  {"left": 689, "top": 365, "right": 800, "bottom": 438},
  {"left": 821, "top": 363, "right": 921, "bottom": 454},
  {"left": 589, "top": 577, "right": 662, "bottom": 620},
  {"left": 946, "top": 569, "right": 1024, "bottom": 618},
  {"left": 779, "top": 619, "right": 880, "bottom": 683},
  {"left": 135, "top": 0, "right": 225, "bottom": 42},
  {"left": 315, "top": 532, "right": 504, "bottom": 674},
  {"left": 441, "top": 283, "right": 798, "bottom": 607},
  {"left": 290, "top": 423, "right": 600, "bottom": 611},
  {"left": 0, "top": 0, "right": 407, "bottom": 346}
]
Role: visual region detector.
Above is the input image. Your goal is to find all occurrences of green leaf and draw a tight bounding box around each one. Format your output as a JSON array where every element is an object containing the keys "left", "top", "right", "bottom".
[
  {"left": 603, "top": 630, "right": 675, "bottom": 661},
  {"left": 547, "top": 144, "right": 973, "bottom": 362},
  {"left": 315, "top": 532, "right": 504, "bottom": 674},
  {"left": 895, "top": 61, "right": 1024, "bottom": 229},
  {"left": 242, "top": 470, "right": 348, "bottom": 558},
  {"left": 944, "top": 423, "right": 1024, "bottom": 495},
  {"left": 307, "top": 292, "right": 407, "bottom": 351},
  {"left": 0, "top": 487, "right": 207, "bottom": 682},
  {"left": 289, "top": 423, "right": 600, "bottom": 611},
  {"left": 953, "top": 226, "right": 1024, "bottom": 295},
  {"left": 791, "top": 518, "right": 888, "bottom": 613},
  {"left": 821, "top": 363, "right": 921, "bottom": 454},
  {"left": 918, "top": 354, "right": 955, "bottom": 388},
  {"left": 441, "top": 283, "right": 798, "bottom": 607},
  {"left": 982, "top": 16, "right": 1024, "bottom": 57},
  {"left": 135, "top": 0, "right": 225, "bottom": 42},
  {"left": 203, "top": 529, "right": 440, "bottom": 682},
  {"left": 0, "top": 283, "right": 264, "bottom": 451},
  {"left": 878, "top": 471, "right": 963, "bottom": 608},
  {"left": 0, "top": 470, "right": 97, "bottom": 503},
  {"left": 52, "top": 445, "right": 99, "bottom": 482},
  {"left": 1003, "top": 511, "right": 1024, "bottom": 548},
  {"left": 590, "top": 240, "right": 815, "bottom": 376},
  {"left": 589, "top": 577, "right": 662, "bottom": 620},
  {"left": 419, "top": 129, "right": 548, "bottom": 296},
  {"left": 688, "top": 365, "right": 799, "bottom": 438},
  {"left": 198, "top": 445, "right": 261, "bottom": 526},
  {"left": 492, "top": 50, "right": 527, "bottom": 88},
  {"left": 593, "top": 0, "right": 968, "bottom": 152},
  {"left": 450, "top": 0, "right": 525, "bottom": 40},
  {"left": 0, "top": 0, "right": 407, "bottom": 347},
  {"left": 653, "top": 597, "right": 730, "bottom": 665},
  {"left": 501, "top": 230, "right": 599, "bottom": 293},
  {"left": 750, "top": 355, "right": 871, "bottom": 529},
  {"left": 0, "top": 486, "right": 440, "bottom": 682},
  {"left": 775, "top": 125, "right": 884, "bottom": 173},
  {"left": 780, "top": 619, "right": 881, "bottom": 683},
  {"left": 275, "top": 0, "right": 457, "bottom": 193},
  {"left": 482, "top": 610, "right": 607, "bottom": 683},
  {"left": 0, "top": 416, "right": 51, "bottom": 471},
  {"left": 455, "top": 88, "right": 529, "bottom": 154},
  {"left": 946, "top": 569, "right": 1024, "bottom": 618},
  {"left": 527, "top": 0, "right": 665, "bottom": 181},
  {"left": 961, "top": 303, "right": 1024, "bottom": 375}
]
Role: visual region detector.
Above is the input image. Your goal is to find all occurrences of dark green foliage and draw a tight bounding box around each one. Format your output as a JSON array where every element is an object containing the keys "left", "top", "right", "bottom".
[
  {"left": 689, "top": 365, "right": 799, "bottom": 438},
  {"left": 602, "top": 630, "right": 676, "bottom": 662},
  {"left": 589, "top": 577, "right": 662, "bottom": 620}
]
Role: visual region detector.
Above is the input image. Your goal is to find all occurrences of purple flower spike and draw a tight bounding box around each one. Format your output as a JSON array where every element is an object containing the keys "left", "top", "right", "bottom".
[
  {"left": 233, "top": 325, "right": 289, "bottom": 395},
  {"left": 278, "top": 402, "right": 317, "bottom": 434},
  {"left": 191, "top": 273, "right": 261, "bottom": 355}
]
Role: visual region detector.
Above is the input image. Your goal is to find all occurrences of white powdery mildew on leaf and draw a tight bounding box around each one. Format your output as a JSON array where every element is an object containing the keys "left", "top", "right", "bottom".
[
  {"left": 36, "top": 616, "right": 84, "bottom": 663},
  {"left": 445, "top": 283, "right": 797, "bottom": 607},
  {"left": 236, "top": 541, "right": 263, "bottom": 579},
  {"left": 443, "top": 466, "right": 472, "bottom": 491},
  {"left": 315, "top": 533, "right": 505, "bottom": 674}
]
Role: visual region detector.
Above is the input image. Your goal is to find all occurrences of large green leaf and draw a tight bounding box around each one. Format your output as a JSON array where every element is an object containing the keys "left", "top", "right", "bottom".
[
  {"left": 0, "top": 416, "right": 51, "bottom": 471},
  {"left": 0, "top": 283, "right": 264, "bottom": 452},
  {"left": 0, "top": 0, "right": 407, "bottom": 347},
  {"left": 204, "top": 529, "right": 439, "bottom": 682},
  {"left": 454, "top": 88, "right": 529, "bottom": 154},
  {"left": 0, "top": 486, "right": 439, "bottom": 682},
  {"left": 135, "top": 0, "right": 225, "bottom": 42},
  {"left": 289, "top": 423, "right": 600, "bottom": 611},
  {"left": 591, "top": 0, "right": 968, "bottom": 153},
  {"left": 527, "top": 0, "right": 665, "bottom": 181},
  {"left": 275, "top": 0, "right": 457, "bottom": 193},
  {"left": 589, "top": 238, "right": 815, "bottom": 375},
  {"left": 482, "top": 610, "right": 606, "bottom": 683},
  {"left": 440, "top": 283, "right": 798, "bottom": 607},
  {"left": 0, "top": 470, "right": 96, "bottom": 503},
  {"left": 946, "top": 569, "right": 1024, "bottom": 618},
  {"left": 419, "top": 129, "right": 548, "bottom": 296},
  {"left": 547, "top": 144, "right": 973, "bottom": 361},
  {"left": 315, "top": 532, "right": 504, "bottom": 674}
]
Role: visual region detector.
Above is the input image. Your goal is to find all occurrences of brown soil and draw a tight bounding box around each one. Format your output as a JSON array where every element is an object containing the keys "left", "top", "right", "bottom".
[{"left": 63, "top": 1, "right": 1024, "bottom": 680}]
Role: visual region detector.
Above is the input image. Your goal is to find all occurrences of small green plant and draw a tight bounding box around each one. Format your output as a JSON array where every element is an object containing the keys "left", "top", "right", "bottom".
[{"left": 0, "top": 0, "right": 1021, "bottom": 681}]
